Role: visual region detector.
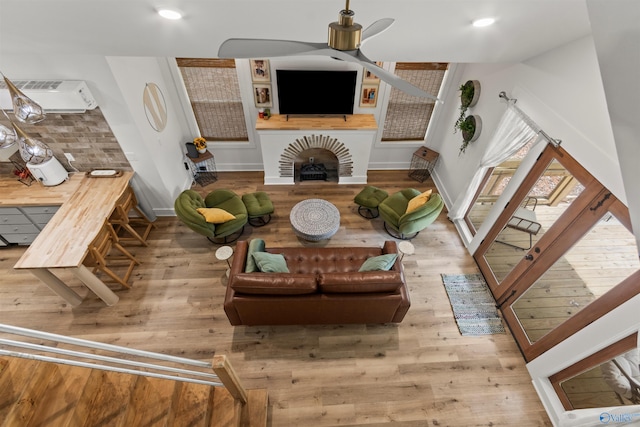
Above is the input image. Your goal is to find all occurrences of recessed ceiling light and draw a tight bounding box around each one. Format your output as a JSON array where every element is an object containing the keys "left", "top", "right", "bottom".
[
  {"left": 158, "top": 9, "right": 183, "bottom": 20},
  {"left": 472, "top": 17, "right": 495, "bottom": 28}
]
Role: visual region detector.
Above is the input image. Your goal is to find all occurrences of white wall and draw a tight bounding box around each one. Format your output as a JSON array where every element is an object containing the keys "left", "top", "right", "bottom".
[{"left": 431, "top": 36, "right": 626, "bottom": 252}]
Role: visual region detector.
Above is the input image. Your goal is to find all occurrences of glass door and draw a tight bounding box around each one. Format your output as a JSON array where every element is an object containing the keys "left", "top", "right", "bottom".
[
  {"left": 474, "top": 144, "right": 640, "bottom": 361},
  {"left": 474, "top": 145, "right": 594, "bottom": 300}
]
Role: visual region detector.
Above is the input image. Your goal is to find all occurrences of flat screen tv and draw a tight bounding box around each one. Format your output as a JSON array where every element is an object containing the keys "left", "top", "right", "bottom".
[{"left": 276, "top": 70, "right": 357, "bottom": 116}]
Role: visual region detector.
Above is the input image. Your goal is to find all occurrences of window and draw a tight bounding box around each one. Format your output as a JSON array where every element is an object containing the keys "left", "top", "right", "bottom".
[
  {"left": 177, "top": 58, "right": 248, "bottom": 141},
  {"left": 381, "top": 63, "right": 448, "bottom": 141}
]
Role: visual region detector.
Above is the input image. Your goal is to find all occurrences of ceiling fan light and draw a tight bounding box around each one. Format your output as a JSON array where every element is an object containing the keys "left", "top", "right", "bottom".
[
  {"left": 472, "top": 17, "right": 496, "bottom": 28},
  {"left": 158, "top": 9, "right": 182, "bottom": 20},
  {"left": 328, "top": 8, "right": 362, "bottom": 50}
]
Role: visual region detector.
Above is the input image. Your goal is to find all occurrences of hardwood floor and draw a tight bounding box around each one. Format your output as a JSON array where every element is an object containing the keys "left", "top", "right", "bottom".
[{"left": 0, "top": 171, "right": 552, "bottom": 426}]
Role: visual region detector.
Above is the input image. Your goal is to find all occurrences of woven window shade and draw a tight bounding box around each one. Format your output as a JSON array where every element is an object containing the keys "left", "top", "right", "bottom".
[
  {"left": 382, "top": 63, "right": 447, "bottom": 141},
  {"left": 178, "top": 59, "right": 248, "bottom": 141}
]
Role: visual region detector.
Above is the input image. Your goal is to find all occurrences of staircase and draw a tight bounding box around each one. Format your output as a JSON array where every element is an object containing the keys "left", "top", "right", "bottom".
[{"left": 0, "top": 356, "right": 268, "bottom": 427}]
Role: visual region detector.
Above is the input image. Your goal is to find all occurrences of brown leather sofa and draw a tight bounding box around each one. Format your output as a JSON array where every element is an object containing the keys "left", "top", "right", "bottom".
[{"left": 224, "top": 240, "right": 411, "bottom": 326}]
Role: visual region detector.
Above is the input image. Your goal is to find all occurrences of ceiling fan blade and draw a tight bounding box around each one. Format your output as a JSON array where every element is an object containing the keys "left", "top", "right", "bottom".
[
  {"left": 365, "top": 62, "right": 440, "bottom": 102},
  {"left": 319, "top": 49, "right": 441, "bottom": 102},
  {"left": 361, "top": 18, "right": 395, "bottom": 44},
  {"left": 218, "top": 38, "right": 326, "bottom": 59}
]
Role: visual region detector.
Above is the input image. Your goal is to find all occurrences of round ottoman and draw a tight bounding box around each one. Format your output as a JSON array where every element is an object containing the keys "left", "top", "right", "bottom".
[
  {"left": 290, "top": 199, "right": 340, "bottom": 241},
  {"left": 354, "top": 186, "right": 389, "bottom": 219},
  {"left": 242, "top": 191, "right": 274, "bottom": 227}
]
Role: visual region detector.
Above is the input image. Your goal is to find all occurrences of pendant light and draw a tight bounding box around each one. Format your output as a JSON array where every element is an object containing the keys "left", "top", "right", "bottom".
[
  {"left": 2, "top": 74, "right": 46, "bottom": 124},
  {"left": 1, "top": 109, "right": 52, "bottom": 164},
  {"left": 0, "top": 122, "right": 17, "bottom": 149}
]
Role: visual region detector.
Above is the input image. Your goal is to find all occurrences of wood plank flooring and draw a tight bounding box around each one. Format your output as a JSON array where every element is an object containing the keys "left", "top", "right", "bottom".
[{"left": 0, "top": 170, "right": 552, "bottom": 426}]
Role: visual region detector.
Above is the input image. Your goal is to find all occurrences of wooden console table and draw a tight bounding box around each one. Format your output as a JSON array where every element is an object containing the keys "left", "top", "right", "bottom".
[{"left": 13, "top": 172, "right": 134, "bottom": 306}]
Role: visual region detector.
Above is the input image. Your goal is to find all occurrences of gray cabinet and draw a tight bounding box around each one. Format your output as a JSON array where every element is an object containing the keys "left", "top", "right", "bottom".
[{"left": 0, "top": 205, "right": 59, "bottom": 246}]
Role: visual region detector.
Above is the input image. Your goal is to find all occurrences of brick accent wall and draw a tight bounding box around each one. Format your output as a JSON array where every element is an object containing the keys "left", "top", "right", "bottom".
[{"left": 0, "top": 108, "right": 131, "bottom": 175}]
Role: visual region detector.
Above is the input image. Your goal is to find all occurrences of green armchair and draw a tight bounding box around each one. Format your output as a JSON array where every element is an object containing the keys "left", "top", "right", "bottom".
[
  {"left": 174, "top": 189, "right": 248, "bottom": 243},
  {"left": 378, "top": 189, "right": 444, "bottom": 240}
]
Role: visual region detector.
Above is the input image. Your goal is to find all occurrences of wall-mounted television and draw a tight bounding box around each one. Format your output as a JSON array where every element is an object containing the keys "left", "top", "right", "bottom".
[{"left": 276, "top": 70, "right": 357, "bottom": 116}]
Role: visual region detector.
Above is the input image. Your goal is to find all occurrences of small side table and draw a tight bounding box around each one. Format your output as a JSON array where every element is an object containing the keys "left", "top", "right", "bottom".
[
  {"left": 408, "top": 146, "right": 439, "bottom": 183},
  {"left": 398, "top": 241, "right": 415, "bottom": 262},
  {"left": 185, "top": 150, "right": 217, "bottom": 186},
  {"left": 215, "top": 245, "right": 234, "bottom": 277}
]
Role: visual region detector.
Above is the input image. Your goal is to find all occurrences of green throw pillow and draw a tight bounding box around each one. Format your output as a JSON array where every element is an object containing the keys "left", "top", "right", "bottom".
[
  {"left": 252, "top": 252, "right": 290, "bottom": 273},
  {"left": 245, "top": 238, "right": 266, "bottom": 273},
  {"left": 358, "top": 254, "right": 398, "bottom": 272}
]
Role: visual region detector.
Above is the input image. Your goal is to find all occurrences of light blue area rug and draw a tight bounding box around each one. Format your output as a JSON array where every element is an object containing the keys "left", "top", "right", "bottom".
[{"left": 441, "top": 273, "right": 506, "bottom": 336}]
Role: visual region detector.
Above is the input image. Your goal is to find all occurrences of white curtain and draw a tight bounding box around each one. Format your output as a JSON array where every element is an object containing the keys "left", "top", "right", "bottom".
[{"left": 449, "top": 105, "right": 540, "bottom": 220}]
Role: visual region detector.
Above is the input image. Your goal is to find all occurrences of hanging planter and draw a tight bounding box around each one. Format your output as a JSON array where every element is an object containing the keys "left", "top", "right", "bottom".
[
  {"left": 460, "top": 80, "right": 481, "bottom": 108},
  {"left": 457, "top": 115, "right": 482, "bottom": 154},
  {"left": 454, "top": 80, "right": 481, "bottom": 131}
]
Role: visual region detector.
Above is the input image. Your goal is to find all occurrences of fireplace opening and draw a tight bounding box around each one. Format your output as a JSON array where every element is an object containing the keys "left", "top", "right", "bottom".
[
  {"left": 300, "top": 163, "right": 327, "bottom": 181},
  {"left": 294, "top": 148, "right": 338, "bottom": 183}
]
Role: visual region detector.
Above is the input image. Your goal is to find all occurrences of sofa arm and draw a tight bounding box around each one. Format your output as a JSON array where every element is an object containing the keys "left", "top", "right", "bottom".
[
  {"left": 392, "top": 281, "right": 412, "bottom": 322},
  {"left": 231, "top": 240, "right": 249, "bottom": 275}
]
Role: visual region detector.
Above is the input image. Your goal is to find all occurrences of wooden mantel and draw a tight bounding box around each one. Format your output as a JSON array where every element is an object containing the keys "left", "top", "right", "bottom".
[{"left": 255, "top": 114, "right": 377, "bottom": 131}]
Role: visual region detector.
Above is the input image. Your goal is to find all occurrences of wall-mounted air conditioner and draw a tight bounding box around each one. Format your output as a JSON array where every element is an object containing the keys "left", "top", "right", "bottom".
[{"left": 0, "top": 80, "right": 98, "bottom": 113}]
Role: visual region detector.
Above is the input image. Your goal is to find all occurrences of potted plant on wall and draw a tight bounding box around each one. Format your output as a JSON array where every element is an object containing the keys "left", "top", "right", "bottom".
[
  {"left": 456, "top": 115, "right": 482, "bottom": 154},
  {"left": 454, "top": 80, "right": 481, "bottom": 131}
]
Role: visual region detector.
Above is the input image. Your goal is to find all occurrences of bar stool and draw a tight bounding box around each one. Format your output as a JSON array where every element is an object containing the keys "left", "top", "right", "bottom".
[
  {"left": 109, "top": 186, "right": 155, "bottom": 246},
  {"left": 83, "top": 221, "right": 139, "bottom": 289}
]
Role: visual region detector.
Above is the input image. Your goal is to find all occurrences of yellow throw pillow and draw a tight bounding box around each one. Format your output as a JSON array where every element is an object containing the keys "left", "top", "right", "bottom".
[
  {"left": 405, "top": 189, "right": 433, "bottom": 214},
  {"left": 197, "top": 207, "right": 236, "bottom": 224}
]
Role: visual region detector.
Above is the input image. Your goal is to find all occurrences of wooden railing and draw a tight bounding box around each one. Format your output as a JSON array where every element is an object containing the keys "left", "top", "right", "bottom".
[{"left": 0, "top": 323, "right": 247, "bottom": 404}]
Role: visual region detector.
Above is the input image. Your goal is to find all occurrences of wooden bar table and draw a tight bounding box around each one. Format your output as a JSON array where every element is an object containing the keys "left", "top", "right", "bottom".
[{"left": 13, "top": 171, "right": 134, "bottom": 306}]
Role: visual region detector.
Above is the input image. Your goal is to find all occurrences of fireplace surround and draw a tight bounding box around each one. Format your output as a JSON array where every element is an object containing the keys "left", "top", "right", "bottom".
[{"left": 255, "top": 114, "right": 378, "bottom": 185}]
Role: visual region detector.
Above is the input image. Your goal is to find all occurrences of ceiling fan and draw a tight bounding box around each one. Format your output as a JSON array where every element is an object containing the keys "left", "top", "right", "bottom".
[{"left": 217, "top": 0, "right": 440, "bottom": 102}]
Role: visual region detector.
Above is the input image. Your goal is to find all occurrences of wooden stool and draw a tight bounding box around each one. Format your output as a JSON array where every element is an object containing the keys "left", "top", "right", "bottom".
[
  {"left": 109, "top": 186, "right": 155, "bottom": 246},
  {"left": 84, "top": 221, "right": 140, "bottom": 289}
]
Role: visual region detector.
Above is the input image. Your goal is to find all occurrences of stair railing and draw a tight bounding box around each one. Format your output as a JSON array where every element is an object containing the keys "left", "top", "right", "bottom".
[{"left": 0, "top": 323, "right": 247, "bottom": 404}]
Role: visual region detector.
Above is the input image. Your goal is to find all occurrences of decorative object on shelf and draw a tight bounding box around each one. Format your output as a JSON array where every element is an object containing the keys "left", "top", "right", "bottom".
[
  {"left": 2, "top": 73, "right": 46, "bottom": 124},
  {"left": 185, "top": 142, "right": 199, "bottom": 158},
  {"left": 193, "top": 137, "right": 207, "bottom": 153},
  {"left": 250, "top": 59, "right": 270, "bottom": 82},
  {"left": 454, "top": 80, "right": 481, "bottom": 132},
  {"left": 363, "top": 62, "right": 383, "bottom": 83},
  {"left": 456, "top": 115, "right": 482, "bottom": 154},
  {"left": 360, "top": 84, "right": 379, "bottom": 107},
  {"left": 253, "top": 83, "right": 272, "bottom": 108}
]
